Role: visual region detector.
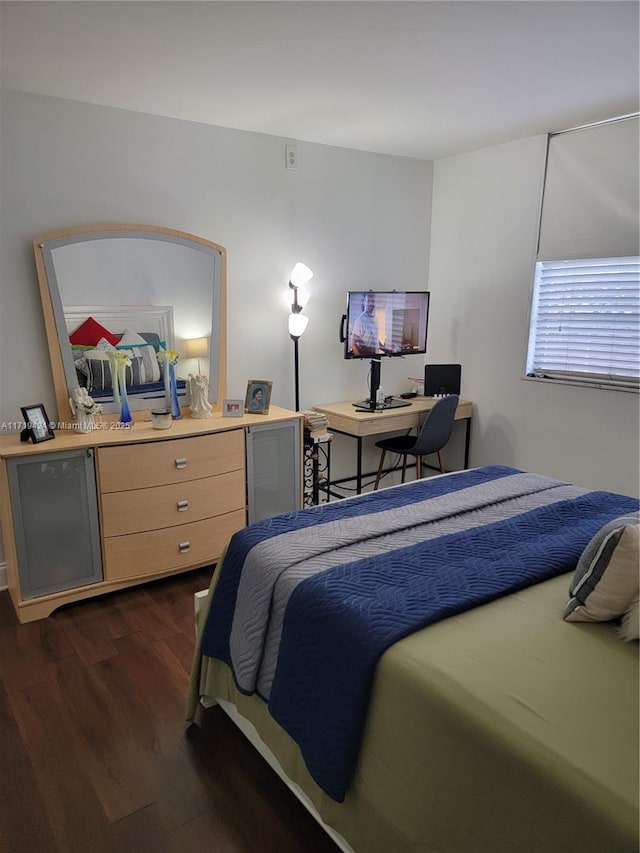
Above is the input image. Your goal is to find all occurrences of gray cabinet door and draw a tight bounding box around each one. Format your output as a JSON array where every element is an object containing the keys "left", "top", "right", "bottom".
[
  {"left": 246, "top": 420, "right": 301, "bottom": 524},
  {"left": 7, "top": 448, "right": 103, "bottom": 598}
]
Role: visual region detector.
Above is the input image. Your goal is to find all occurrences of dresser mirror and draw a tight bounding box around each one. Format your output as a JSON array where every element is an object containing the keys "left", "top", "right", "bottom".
[{"left": 33, "top": 224, "right": 226, "bottom": 422}]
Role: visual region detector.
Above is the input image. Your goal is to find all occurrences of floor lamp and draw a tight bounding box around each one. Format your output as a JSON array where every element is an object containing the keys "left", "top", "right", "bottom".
[{"left": 288, "top": 262, "right": 313, "bottom": 411}]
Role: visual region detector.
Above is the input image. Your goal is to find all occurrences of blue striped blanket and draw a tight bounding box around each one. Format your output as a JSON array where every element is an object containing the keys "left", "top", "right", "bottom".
[{"left": 199, "top": 466, "right": 639, "bottom": 801}]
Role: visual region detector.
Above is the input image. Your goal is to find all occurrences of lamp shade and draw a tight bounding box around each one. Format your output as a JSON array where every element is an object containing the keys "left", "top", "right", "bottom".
[
  {"left": 185, "top": 337, "right": 208, "bottom": 359},
  {"left": 289, "top": 262, "right": 314, "bottom": 288},
  {"left": 288, "top": 313, "right": 309, "bottom": 339}
]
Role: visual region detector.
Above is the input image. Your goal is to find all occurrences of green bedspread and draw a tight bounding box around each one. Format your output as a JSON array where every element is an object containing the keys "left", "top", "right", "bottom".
[{"left": 189, "top": 572, "right": 639, "bottom": 853}]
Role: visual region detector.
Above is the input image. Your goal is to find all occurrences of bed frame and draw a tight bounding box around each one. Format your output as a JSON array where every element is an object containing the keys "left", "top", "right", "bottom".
[{"left": 193, "top": 589, "right": 354, "bottom": 853}]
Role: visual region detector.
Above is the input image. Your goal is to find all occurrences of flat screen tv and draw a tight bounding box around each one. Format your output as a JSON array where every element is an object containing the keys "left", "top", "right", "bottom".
[{"left": 342, "top": 290, "right": 430, "bottom": 360}]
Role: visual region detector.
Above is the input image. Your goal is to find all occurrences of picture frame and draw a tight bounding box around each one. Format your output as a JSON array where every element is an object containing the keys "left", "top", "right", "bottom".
[
  {"left": 20, "top": 403, "right": 55, "bottom": 444},
  {"left": 244, "top": 380, "right": 272, "bottom": 415},
  {"left": 222, "top": 399, "right": 244, "bottom": 418}
]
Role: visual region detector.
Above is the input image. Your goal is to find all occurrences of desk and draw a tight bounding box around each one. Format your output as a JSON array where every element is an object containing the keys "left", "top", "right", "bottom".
[{"left": 313, "top": 398, "right": 473, "bottom": 495}]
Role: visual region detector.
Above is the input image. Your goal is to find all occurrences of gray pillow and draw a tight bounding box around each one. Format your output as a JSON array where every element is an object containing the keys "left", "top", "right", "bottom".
[
  {"left": 564, "top": 513, "right": 640, "bottom": 624},
  {"left": 81, "top": 355, "right": 144, "bottom": 392}
]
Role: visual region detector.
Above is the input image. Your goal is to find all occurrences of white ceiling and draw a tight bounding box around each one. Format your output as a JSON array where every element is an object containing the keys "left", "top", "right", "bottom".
[{"left": 1, "top": 1, "right": 638, "bottom": 161}]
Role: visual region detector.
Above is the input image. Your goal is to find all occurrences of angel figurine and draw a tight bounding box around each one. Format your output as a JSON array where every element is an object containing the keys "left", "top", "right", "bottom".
[
  {"left": 188, "top": 374, "right": 213, "bottom": 419},
  {"left": 70, "top": 387, "right": 102, "bottom": 432}
]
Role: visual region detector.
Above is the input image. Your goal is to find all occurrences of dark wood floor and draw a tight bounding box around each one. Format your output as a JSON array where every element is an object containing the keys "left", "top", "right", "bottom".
[{"left": 0, "top": 568, "right": 339, "bottom": 853}]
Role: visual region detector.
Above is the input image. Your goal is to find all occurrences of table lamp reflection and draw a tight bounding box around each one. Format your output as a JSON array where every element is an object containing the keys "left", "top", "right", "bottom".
[{"left": 185, "top": 337, "right": 208, "bottom": 376}]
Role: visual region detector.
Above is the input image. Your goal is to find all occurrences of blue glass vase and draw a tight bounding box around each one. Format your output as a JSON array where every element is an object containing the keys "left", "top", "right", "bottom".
[
  {"left": 118, "top": 364, "right": 133, "bottom": 425},
  {"left": 163, "top": 358, "right": 171, "bottom": 408},
  {"left": 169, "top": 362, "right": 182, "bottom": 420}
]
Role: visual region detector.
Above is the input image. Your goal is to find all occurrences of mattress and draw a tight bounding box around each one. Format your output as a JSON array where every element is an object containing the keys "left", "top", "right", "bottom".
[
  {"left": 188, "top": 465, "right": 639, "bottom": 851},
  {"left": 190, "top": 570, "right": 639, "bottom": 852}
]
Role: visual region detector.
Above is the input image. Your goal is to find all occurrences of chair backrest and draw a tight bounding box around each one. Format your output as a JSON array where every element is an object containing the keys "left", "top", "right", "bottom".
[{"left": 412, "top": 395, "right": 459, "bottom": 456}]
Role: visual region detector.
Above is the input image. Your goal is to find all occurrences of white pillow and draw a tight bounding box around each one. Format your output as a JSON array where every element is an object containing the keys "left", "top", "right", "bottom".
[
  {"left": 94, "top": 336, "right": 117, "bottom": 352},
  {"left": 78, "top": 338, "right": 119, "bottom": 361},
  {"left": 619, "top": 598, "right": 639, "bottom": 642},
  {"left": 117, "top": 328, "right": 148, "bottom": 346}
]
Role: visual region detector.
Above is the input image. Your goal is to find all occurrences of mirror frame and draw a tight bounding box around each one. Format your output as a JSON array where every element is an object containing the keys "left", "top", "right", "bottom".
[{"left": 33, "top": 224, "right": 227, "bottom": 423}]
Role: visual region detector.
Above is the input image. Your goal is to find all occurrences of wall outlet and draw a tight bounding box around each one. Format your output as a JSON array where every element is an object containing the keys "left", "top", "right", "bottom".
[{"left": 285, "top": 144, "right": 298, "bottom": 170}]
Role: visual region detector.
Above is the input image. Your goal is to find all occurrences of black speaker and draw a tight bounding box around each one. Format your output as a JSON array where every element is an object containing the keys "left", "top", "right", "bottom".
[{"left": 424, "top": 364, "right": 461, "bottom": 397}]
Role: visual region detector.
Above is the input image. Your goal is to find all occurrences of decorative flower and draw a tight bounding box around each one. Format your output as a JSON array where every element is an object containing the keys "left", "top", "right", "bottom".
[
  {"left": 157, "top": 348, "right": 180, "bottom": 365},
  {"left": 106, "top": 350, "right": 132, "bottom": 404},
  {"left": 111, "top": 350, "right": 132, "bottom": 368}
]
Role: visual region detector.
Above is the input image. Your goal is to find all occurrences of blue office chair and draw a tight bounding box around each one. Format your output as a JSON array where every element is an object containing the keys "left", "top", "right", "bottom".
[{"left": 373, "top": 395, "right": 459, "bottom": 490}]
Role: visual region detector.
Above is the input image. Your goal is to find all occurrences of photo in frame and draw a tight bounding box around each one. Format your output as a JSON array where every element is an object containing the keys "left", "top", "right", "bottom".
[
  {"left": 244, "top": 380, "right": 272, "bottom": 415},
  {"left": 222, "top": 399, "right": 244, "bottom": 418},
  {"left": 20, "top": 403, "right": 55, "bottom": 444}
]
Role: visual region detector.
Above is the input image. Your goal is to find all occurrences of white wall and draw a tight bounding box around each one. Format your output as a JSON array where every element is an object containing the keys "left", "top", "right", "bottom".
[
  {"left": 0, "top": 89, "right": 432, "bottom": 561},
  {"left": 0, "top": 90, "right": 432, "bottom": 416},
  {"left": 428, "top": 134, "right": 640, "bottom": 497}
]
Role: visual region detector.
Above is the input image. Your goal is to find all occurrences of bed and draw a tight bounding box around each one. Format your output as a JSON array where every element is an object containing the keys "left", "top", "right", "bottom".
[
  {"left": 187, "top": 465, "right": 639, "bottom": 853},
  {"left": 65, "top": 305, "right": 187, "bottom": 408}
]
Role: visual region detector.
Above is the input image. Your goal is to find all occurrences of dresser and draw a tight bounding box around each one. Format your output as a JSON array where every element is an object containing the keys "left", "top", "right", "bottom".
[{"left": 0, "top": 406, "right": 302, "bottom": 623}]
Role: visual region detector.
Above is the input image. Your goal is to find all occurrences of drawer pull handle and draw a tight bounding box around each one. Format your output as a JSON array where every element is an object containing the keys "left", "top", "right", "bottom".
[
  {"left": 177, "top": 500, "right": 189, "bottom": 511},
  {"left": 175, "top": 457, "right": 188, "bottom": 469},
  {"left": 178, "top": 541, "right": 191, "bottom": 553}
]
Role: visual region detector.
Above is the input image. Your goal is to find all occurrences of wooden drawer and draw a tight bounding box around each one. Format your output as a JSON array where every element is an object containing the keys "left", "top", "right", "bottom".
[
  {"left": 103, "top": 509, "right": 246, "bottom": 581},
  {"left": 100, "top": 470, "right": 246, "bottom": 537},
  {"left": 98, "top": 430, "right": 245, "bottom": 493}
]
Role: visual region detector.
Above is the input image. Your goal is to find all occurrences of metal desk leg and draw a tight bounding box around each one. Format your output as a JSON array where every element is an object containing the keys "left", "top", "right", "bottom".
[
  {"left": 464, "top": 417, "right": 471, "bottom": 469},
  {"left": 356, "top": 435, "right": 363, "bottom": 494}
]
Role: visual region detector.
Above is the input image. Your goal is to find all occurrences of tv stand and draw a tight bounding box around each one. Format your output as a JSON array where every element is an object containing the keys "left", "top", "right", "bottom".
[{"left": 353, "top": 357, "right": 412, "bottom": 413}]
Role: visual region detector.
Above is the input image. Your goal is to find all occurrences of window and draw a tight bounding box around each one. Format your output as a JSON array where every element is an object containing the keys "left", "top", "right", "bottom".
[{"left": 526, "top": 256, "right": 640, "bottom": 391}]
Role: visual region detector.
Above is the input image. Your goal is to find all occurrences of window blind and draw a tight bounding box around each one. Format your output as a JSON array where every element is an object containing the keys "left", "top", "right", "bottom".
[
  {"left": 527, "top": 257, "right": 640, "bottom": 389},
  {"left": 538, "top": 116, "right": 639, "bottom": 262},
  {"left": 384, "top": 292, "right": 408, "bottom": 348}
]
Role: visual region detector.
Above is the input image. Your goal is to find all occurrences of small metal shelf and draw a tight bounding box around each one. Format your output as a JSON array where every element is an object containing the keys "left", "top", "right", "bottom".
[{"left": 303, "top": 431, "right": 332, "bottom": 506}]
